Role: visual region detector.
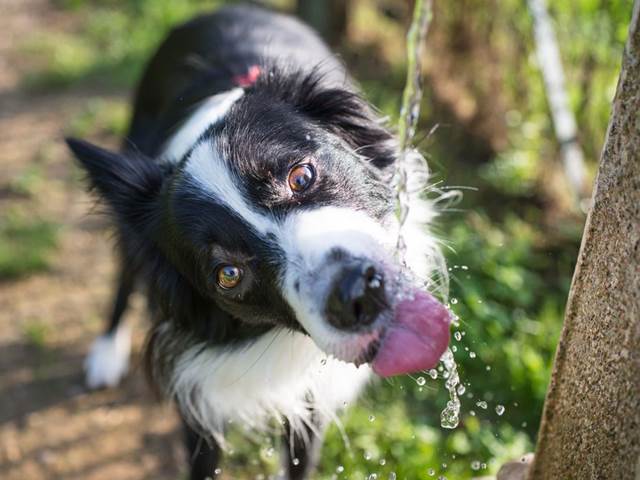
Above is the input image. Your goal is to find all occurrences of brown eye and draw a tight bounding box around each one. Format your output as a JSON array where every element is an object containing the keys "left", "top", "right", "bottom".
[
  {"left": 216, "top": 264, "right": 242, "bottom": 289},
  {"left": 288, "top": 163, "right": 315, "bottom": 193}
]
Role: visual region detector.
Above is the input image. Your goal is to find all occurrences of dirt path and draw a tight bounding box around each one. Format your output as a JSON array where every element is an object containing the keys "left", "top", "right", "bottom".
[{"left": 0, "top": 2, "right": 186, "bottom": 479}]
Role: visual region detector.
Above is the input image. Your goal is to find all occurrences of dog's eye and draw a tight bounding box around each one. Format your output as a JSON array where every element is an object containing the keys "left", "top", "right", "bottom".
[
  {"left": 288, "top": 164, "right": 315, "bottom": 193},
  {"left": 216, "top": 264, "right": 242, "bottom": 289}
]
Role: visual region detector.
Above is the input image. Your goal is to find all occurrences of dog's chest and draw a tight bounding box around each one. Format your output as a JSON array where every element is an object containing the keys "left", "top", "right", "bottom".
[{"left": 172, "top": 329, "right": 372, "bottom": 438}]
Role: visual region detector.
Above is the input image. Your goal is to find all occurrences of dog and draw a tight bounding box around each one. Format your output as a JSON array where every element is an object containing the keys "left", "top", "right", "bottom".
[{"left": 66, "top": 4, "right": 451, "bottom": 479}]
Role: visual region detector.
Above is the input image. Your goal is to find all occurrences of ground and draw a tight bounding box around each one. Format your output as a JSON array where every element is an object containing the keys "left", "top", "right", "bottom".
[{"left": 0, "top": 1, "right": 187, "bottom": 478}]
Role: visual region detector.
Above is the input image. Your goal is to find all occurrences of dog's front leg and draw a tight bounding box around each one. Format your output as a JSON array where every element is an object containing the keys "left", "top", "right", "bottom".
[
  {"left": 283, "top": 412, "right": 325, "bottom": 480},
  {"left": 182, "top": 419, "right": 221, "bottom": 480}
]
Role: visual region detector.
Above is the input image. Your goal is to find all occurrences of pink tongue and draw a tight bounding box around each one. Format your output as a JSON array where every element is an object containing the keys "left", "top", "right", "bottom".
[{"left": 372, "top": 290, "right": 451, "bottom": 377}]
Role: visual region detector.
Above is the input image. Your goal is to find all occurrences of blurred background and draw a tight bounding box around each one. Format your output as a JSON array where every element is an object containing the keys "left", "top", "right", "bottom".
[{"left": 0, "top": 0, "right": 632, "bottom": 478}]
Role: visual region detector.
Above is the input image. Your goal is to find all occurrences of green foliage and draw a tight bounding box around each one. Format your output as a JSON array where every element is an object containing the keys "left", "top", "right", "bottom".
[
  {"left": 66, "top": 98, "right": 130, "bottom": 138},
  {"left": 0, "top": 213, "right": 59, "bottom": 280},
  {"left": 23, "top": 0, "right": 227, "bottom": 90},
  {"left": 7, "top": 166, "right": 45, "bottom": 198},
  {"left": 23, "top": 320, "right": 50, "bottom": 350}
]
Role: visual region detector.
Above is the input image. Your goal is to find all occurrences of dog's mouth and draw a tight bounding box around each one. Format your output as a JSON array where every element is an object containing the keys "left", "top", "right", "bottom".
[{"left": 350, "top": 287, "right": 451, "bottom": 377}]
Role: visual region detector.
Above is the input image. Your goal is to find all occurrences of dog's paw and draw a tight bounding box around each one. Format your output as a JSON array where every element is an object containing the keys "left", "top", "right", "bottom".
[{"left": 84, "top": 325, "right": 131, "bottom": 389}]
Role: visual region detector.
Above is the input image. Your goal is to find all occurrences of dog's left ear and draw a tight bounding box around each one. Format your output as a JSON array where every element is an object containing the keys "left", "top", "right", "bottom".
[
  {"left": 298, "top": 86, "right": 398, "bottom": 170},
  {"left": 66, "top": 138, "right": 165, "bottom": 228}
]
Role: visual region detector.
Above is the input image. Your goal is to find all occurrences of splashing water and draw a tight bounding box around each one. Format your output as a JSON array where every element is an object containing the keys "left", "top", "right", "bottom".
[
  {"left": 393, "top": 0, "right": 462, "bottom": 432},
  {"left": 439, "top": 348, "right": 461, "bottom": 429}
]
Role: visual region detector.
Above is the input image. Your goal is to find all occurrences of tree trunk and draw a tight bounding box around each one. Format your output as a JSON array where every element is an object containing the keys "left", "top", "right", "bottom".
[{"left": 528, "top": 2, "right": 640, "bottom": 478}]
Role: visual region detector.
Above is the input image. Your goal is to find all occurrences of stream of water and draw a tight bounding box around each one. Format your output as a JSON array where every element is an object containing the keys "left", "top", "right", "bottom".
[{"left": 394, "top": 0, "right": 461, "bottom": 430}]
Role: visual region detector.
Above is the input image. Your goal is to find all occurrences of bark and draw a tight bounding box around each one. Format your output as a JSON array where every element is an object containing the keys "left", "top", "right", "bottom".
[{"left": 527, "top": 2, "right": 640, "bottom": 478}]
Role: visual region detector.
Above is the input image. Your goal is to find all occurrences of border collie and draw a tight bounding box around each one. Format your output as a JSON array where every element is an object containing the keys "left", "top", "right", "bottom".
[{"left": 67, "top": 5, "right": 450, "bottom": 479}]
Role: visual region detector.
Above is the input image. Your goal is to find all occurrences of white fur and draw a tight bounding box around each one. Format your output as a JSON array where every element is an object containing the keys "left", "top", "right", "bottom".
[
  {"left": 400, "top": 150, "right": 449, "bottom": 296},
  {"left": 171, "top": 328, "right": 371, "bottom": 445},
  {"left": 278, "top": 206, "right": 395, "bottom": 361},
  {"left": 162, "top": 88, "right": 244, "bottom": 162},
  {"left": 84, "top": 324, "right": 131, "bottom": 389},
  {"left": 185, "top": 141, "right": 273, "bottom": 235}
]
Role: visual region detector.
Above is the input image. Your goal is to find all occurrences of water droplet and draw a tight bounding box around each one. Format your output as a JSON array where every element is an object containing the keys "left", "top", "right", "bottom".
[
  {"left": 364, "top": 452, "right": 372, "bottom": 461},
  {"left": 476, "top": 401, "right": 488, "bottom": 409},
  {"left": 369, "top": 414, "right": 376, "bottom": 422},
  {"left": 461, "top": 265, "right": 469, "bottom": 270},
  {"left": 456, "top": 384, "right": 466, "bottom": 395},
  {"left": 368, "top": 474, "right": 377, "bottom": 480},
  {"left": 437, "top": 476, "right": 447, "bottom": 480},
  {"left": 486, "top": 365, "right": 491, "bottom": 371},
  {"left": 471, "top": 460, "right": 481, "bottom": 470},
  {"left": 441, "top": 463, "right": 447, "bottom": 469},
  {"left": 454, "top": 331, "right": 462, "bottom": 341},
  {"left": 336, "top": 465, "right": 344, "bottom": 473},
  {"left": 470, "top": 410, "right": 476, "bottom": 416},
  {"left": 439, "top": 348, "right": 461, "bottom": 429},
  {"left": 379, "top": 458, "right": 386, "bottom": 466},
  {"left": 292, "top": 458, "right": 300, "bottom": 466},
  {"left": 266, "top": 447, "right": 274, "bottom": 457},
  {"left": 496, "top": 404, "right": 505, "bottom": 416},
  {"left": 522, "top": 421, "right": 528, "bottom": 427},
  {"left": 416, "top": 376, "right": 426, "bottom": 386},
  {"left": 305, "top": 134, "right": 311, "bottom": 141},
  {"left": 427, "top": 468, "right": 435, "bottom": 476},
  {"left": 428, "top": 369, "right": 438, "bottom": 379},
  {"left": 469, "top": 351, "right": 476, "bottom": 359},
  {"left": 214, "top": 468, "right": 222, "bottom": 475},
  {"left": 481, "top": 463, "right": 487, "bottom": 469},
  {"left": 450, "top": 298, "right": 458, "bottom": 304},
  {"left": 451, "top": 346, "right": 457, "bottom": 352},
  {"left": 389, "top": 473, "right": 396, "bottom": 480}
]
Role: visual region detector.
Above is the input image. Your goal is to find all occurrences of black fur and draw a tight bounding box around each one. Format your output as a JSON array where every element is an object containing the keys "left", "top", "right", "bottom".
[{"left": 69, "top": 5, "right": 400, "bottom": 479}]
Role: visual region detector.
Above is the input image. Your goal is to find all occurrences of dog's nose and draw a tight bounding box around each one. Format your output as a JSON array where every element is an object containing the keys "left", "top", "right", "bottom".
[{"left": 326, "top": 261, "right": 386, "bottom": 330}]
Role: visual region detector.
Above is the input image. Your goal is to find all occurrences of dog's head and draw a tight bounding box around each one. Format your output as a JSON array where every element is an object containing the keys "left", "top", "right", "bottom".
[{"left": 68, "top": 69, "right": 450, "bottom": 378}]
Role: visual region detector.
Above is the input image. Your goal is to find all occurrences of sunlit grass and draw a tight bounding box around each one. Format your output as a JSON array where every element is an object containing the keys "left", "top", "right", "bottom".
[{"left": 0, "top": 213, "right": 59, "bottom": 280}]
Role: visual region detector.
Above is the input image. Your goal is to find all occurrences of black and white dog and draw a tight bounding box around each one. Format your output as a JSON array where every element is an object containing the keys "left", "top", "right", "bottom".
[{"left": 67, "top": 5, "right": 450, "bottom": 479}]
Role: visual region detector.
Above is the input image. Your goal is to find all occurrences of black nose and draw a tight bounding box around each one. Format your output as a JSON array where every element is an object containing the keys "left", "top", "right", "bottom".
[{"left": 326, "top": 261, "right": 387, "bottom": 330}]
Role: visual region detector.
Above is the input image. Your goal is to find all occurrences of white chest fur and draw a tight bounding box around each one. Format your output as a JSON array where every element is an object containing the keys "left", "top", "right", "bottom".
[{"left": 170, "top": 329, "right": 372, "bottom": 443}]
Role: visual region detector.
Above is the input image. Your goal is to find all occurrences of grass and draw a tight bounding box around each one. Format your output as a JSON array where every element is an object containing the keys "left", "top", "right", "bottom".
[
  {"left": 0, "top": 213, "right": 60, "bottom": 280},
  {"left": 23, "top": 320, "right": 50, "bottom": 350},
  {"left": 22, "top": 0, "right": 226, "bottom": 91},
  {"left": 6, "top": 166, "right": 45, "bottom": 198},
  {"left": 66, "top": 98, "right": 130, "bottom": 138}
]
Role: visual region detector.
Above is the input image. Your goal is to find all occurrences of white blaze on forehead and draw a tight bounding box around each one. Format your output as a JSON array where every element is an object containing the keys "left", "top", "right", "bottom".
[
  {"left": 162, "top": 88, "right": 244, "bottom": 162},
  {"left": 282, "top": 206, "right": 395, "bottom": 264},
  {"left": 184, "top": 141, "right": 273, "bottom": 235}
]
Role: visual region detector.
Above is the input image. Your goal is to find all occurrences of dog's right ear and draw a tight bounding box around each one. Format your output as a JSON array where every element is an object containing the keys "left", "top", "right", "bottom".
[{"left": 66, "top": 138, "right": 165, "bottom": 227}]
